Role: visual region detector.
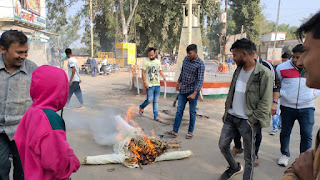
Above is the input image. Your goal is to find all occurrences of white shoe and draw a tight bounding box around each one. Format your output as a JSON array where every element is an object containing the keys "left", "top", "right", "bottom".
[
  {"left": 78, "top": 105, "right": 85, "bottom": 110},
  {"left": 270, "top": 129, "right": 278, "bottom": 135},
  {"left": 278, "top": 155, "right": 289, "bottom": 167}
]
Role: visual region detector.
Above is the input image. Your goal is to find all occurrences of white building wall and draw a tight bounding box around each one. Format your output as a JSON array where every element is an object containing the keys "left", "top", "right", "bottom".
[{"left": 0, "top": 0, "right": 14, "bottom": 21}]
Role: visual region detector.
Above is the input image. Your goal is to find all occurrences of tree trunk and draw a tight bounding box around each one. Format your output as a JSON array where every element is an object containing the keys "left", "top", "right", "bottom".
[{"left": 118, "top": 0, "right": 139, "bottom": 43}]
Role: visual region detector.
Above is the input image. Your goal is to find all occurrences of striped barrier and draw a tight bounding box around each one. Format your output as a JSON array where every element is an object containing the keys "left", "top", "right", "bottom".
[{"left": 133, "top": 77, "right": 230, "bottom": 99}]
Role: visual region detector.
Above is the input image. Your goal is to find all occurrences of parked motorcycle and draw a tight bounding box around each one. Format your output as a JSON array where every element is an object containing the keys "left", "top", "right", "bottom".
[{"left": 99, "top": 64, "right": 112, "bottom": 75}]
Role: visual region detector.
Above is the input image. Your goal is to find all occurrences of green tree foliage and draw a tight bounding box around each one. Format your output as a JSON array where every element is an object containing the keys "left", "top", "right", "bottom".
[
  {"left": 46, "top": 0, "right": 81, "bottom": 50},
  {"left": 135, "top": 0, "right": 220, "bottom": 56},
  {"left": 229, "top": 0, "right": 262, "bottom": 45}
]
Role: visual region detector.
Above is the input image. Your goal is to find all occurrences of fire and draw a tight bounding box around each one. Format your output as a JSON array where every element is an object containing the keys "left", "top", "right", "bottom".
[
  {"left": 118, "top": 107, "right": 165, "bottom": 166},
  {"left": 128, "top": 138, "right": 163, "bottom": 165}
]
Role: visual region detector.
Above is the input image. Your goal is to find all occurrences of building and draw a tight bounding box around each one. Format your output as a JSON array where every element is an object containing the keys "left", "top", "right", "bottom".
[
  {"left": 0, "top": 0, "right": 49, "bottom": 66},
  {"left": 261, "top": 32, "right": 286, "bottom": 42}
]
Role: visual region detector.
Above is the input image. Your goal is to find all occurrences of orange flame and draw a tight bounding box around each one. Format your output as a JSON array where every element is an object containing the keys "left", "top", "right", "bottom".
[{"left": 117, "top": 107, "right": 160, "bottom": 165}]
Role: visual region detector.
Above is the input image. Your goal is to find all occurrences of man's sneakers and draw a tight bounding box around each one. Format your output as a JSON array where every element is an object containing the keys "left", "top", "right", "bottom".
[
  {"left": 278, "top": 155, "right": 290, "bottom": 167},
  {"left": 231, "top": 147, "right": 244, "bottom": 156},
  {"left": 220, "top": 162, "right": 243, "bottom": 180},
  {"left": 78, "top": 105, "right": 85, "bottom": 110},
  {"left": 270, "top": 129, "right": 278, "bottom": 135}
]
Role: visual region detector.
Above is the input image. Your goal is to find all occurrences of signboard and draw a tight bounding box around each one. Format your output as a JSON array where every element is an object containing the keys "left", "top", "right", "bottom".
[
  {"left": 14, "top": 0, "right": 45, "bottom": 29},
  {"left": 220, "top": 12, "right": 227, "bottom": 24},
  {"left": 27, "top": 0, "right": 41, "bottom": 15},
  {"left": 127, "top": 43, "right": 136, "bottom": 65},
  {"left": 267, "top": 48, "right": 282, "bottom": 63}
]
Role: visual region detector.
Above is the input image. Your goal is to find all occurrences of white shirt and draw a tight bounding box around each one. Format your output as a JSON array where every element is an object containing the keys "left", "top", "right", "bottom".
[
  {"left": 102, "top": 59, "right": 107, "bottom": 65},
  {"left": 67, "top": 57, "right": 81, "bottom": 82},
  {"left": 228, "top": 68, "right": 254, "bottom": 119}
]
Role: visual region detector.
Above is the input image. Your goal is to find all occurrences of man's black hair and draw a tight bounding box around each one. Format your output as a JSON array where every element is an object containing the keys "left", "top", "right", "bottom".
[
  {"left": 252, "top": 43, "right": 257, "bottom": 52},
  {"left": 281, "top": 52, "right": 292, "bottom": 59},
  {"left": 297, "top": 11, "right": 320, "bottom": 41},
  {"left": 147, "top": 47, "right": 157, "bottom": 53},
  {"left": 230, "top": 38, "right": 255, "bottom": 55},
  {"left": 186, "top": 44, "right": 197, "bottom": 52},
  {"left": 65, "top": 48, "right": 72, "bottom": 55},
  {"left": 292, "top": 44, "right": 304, "bottom": 53},
  {"left": 0, "top": 30, "right": 28, "bottom": 50}
]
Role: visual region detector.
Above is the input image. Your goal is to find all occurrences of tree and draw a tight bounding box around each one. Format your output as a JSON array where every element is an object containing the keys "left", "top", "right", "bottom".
[
  {"left": 46, "top": 0, "right": 81, "bottom": 49},
  {"left": 229, "top": 0, "right": 262, "bottom": 45},
  {"left": 134, "top": 0, "right": 220, "bottom": 56},
  {"left": 119, "top": 0, "right": 139, "bottom": 43}
]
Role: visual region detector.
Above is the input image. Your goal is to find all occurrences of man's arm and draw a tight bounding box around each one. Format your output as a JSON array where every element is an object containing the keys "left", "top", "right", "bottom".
[
  {"left": 188, "top": 62, "right": 205, "bottom": 100},
  {"left": 160, "top": 70, "right": 166, "bottom": 81},
  {"left": 69, "top": 67, "right": 75, "bottom": 85},
  {"left": 248, "top": 71, "right": 273, "bottom": 126},
  {"left": 272, "top": 68, "right": 281, "bottom": 115},
  {"left": 141, "top": 69, "right": 148, "bottom": 89}
]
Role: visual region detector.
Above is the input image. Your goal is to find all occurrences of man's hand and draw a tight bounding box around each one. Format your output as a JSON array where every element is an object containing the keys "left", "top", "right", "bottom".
[
  {"left": 187, "top": 93, "right": 196, "bottom": 100},
  {"left": 69, "top": 81, "right": 72, "bottom": 86},
  {"left": 79, "top": 80, "right": 82, "bottom": 84},
  {"left": 176, "top": 82, "right": 182, "bottom": 91},
  {"left": 271, "top": 103, "right": 278, "bottom": 115},
  {"left": 222, "top": 114, "right": 226, "bottom": 122},
  {"left": 293, "top": 148, "right": 315, "bottom": 180},
  {"left": 143, "top": 82, "right": 149, "bottom": 90}
]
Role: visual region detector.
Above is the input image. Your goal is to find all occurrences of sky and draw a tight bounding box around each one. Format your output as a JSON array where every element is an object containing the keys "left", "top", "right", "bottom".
[
  {"left": 68, "top": 0, "right": 320, "bottom": 48},
  {"left": 260, "top": 0, "right": 320, "bottom": 27}
]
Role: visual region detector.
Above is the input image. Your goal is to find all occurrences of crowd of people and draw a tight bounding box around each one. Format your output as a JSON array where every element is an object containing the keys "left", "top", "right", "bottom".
[{"left": 0, "top": 11, "right": 320, "bottom": 180}]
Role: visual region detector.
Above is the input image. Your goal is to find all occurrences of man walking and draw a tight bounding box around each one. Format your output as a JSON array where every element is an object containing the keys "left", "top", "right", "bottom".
[
  {"left": 282, "top": 11, "right": 320, "bottom": 180},
  {"left": 90, "top": 57, "right": 98, "bottom": 77},
  {"left": 0, "top": 30, "right": 38, "bottom": 180},
  {"left": 139, "top": 47, "right": 166, "bottom": 122},
  {"left": 165, "top": 44, "right": 205, "bottom": 139},
  {"left": 65, "top": 48, "right": 85, "bottom": 109},
  {"left": 219, "top": 38, "right": 273, "bottom": 180},
  {"left": 276, "top": 44, "right": 320, "bottom": 167},
  {"left": 232, "top": 45, "right": 281, "bottom": 167}
]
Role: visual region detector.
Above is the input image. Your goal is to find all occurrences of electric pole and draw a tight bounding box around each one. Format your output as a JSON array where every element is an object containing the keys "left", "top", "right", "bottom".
[
  {"left": 220, "top": 0, "right": 228, "bottom": 64},
  {"left": 90, "top": 0, "right": 94, "bottom": 57},
  {"left": 272, "top": 0, "right": 281, "bottom": 64}
]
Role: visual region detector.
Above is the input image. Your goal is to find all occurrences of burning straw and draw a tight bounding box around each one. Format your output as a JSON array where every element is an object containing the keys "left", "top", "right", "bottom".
[{"left": 82, "top": 107, "right": 192, "bottom": 168}]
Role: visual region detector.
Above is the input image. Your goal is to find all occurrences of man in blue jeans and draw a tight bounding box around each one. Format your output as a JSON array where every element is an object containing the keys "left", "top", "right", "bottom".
[
  {"left": 165, "top": 44, "right": 205, "bottom": 139},
  {"left": 65, "top": 48, "right": 85, "bottom": 109},
  {"left": 276, "top": 44, "right": 320, "bottom": 167},
  {"left": 139, "top": 47, "right": 166, "bottom": 121},
  {"left": 90, "top": 57, "right": 98, "bottom": 77}
]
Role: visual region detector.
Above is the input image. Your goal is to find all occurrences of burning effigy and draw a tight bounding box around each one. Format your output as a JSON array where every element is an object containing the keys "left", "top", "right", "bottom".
[{"left": 82, "top": 107, "right": 192, "bottom": 168}]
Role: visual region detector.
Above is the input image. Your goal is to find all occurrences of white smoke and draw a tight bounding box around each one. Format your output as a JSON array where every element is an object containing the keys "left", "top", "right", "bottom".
[{"left": 63, "top": 108, "right": 121, "bottom": 146}]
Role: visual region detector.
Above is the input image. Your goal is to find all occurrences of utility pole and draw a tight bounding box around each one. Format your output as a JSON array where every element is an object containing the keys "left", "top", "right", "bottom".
[
  {"left": 272, "top": 0, "right": 281, "bottom": 65},
  {"left": 188, "top": 0, "right": 193, "bottom": 45},
  {"left": 220, "top": 0, "right": 228, "bottom": 64},
  {"left": 90, "top": 0, "right": 94, "bottom": 57}
]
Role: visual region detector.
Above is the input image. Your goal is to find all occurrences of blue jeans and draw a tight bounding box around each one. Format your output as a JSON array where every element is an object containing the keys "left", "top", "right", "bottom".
[
  {"left": 91, "top": 67, "right": 98, "bottom": 77},
  {"left": 140, "top": 86, "right": 160, "bottom": 120},
  {"left": 280, "top": 106, "right": 315, "bottom": 157},
  {"left": 0, "top": 134, "right": 24, "bottom": 180},
  {"left": 173, "top": 92, "right": 199, "bottom": 133},
  {"left": 272, "top": 115, "right": 282, "bottom": 131},
  {"left": 67, "top": 81, "right": 84, "bottom": 105},
  {"left": 272, "top": 99, "right": 282, "bottom": 131}
]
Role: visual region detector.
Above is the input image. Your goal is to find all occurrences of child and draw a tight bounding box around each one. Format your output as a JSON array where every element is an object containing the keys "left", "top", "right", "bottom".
[{"left": 14, "top": 65, "right": 80, "bottom": 180}]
